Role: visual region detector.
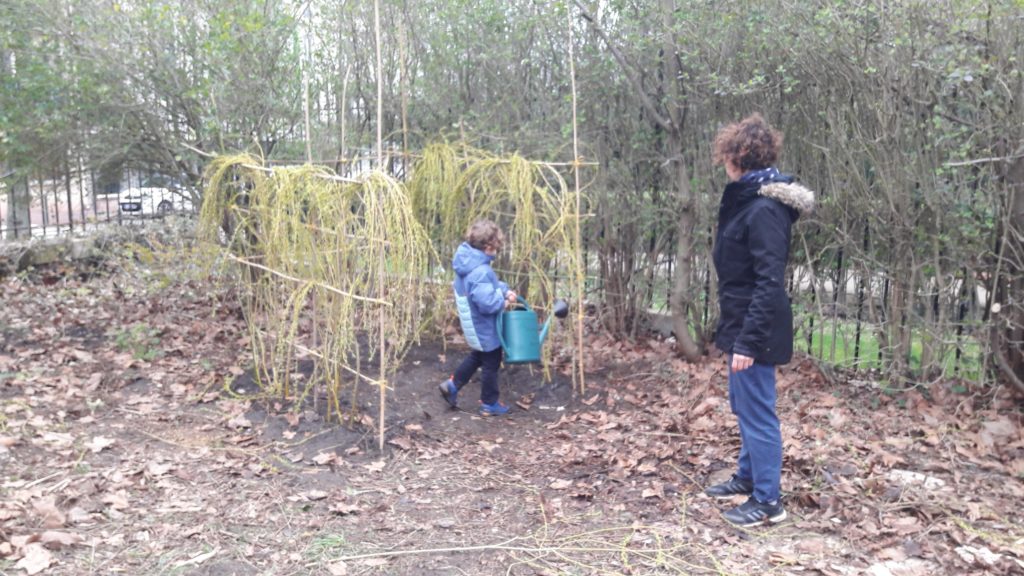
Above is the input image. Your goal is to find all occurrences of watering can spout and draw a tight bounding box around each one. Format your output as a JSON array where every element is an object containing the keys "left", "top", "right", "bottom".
[{"left": 539, "top": 299, "right": 569, "bottom": 346}]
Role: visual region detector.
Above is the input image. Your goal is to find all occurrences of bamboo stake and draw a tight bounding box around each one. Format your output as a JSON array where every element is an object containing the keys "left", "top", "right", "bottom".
[
  {"left": 302, "top": 39, "right": 312, "bottom": 163},
  {"left": 399, "top": 18, "right": 409, "bottom": 167},
  {"left": 339, "top": 64, "right": 350, "bottom": 167},
  {"left": 567, "top": 4, "right": 587, "bottom": 394},
  {"left": 374, "top": 0, "right": 384, "bottom": 166},
  {"left": 373, "top": 0, "right": 387, "bottom": 453}
]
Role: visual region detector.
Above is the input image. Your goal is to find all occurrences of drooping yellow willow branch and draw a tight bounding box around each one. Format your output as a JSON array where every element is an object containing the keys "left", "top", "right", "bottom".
[{"left": 198, "top": 142, "right": 589, "bottom": 446}]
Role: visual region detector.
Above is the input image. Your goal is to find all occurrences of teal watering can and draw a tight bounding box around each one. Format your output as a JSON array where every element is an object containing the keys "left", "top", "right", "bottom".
[{"left": 498, "top": 297, "right": 569, "bottom": 364}]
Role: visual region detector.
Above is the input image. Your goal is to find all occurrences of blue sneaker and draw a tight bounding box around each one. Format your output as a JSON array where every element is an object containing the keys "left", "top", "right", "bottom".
[
  {"left": 479, "top": 401, "right": 510, "bottom": 416},
  {"left": 438, "top": 378, "right": 458, "bottom": 408}
]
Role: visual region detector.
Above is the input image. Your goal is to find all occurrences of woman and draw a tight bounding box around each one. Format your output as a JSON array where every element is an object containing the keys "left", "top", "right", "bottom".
[{"left": 704, "top": 113, "right": 814, "bottom": 527}]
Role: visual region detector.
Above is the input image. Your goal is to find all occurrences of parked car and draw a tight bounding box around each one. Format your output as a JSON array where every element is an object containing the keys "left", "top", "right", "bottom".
[{"left": 119, "top": 175, "right": 196, "bottom": 216}]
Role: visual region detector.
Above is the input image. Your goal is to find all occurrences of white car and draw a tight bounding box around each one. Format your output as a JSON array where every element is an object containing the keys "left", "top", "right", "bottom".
[{"left": 118, "top": 176, "right": 196, "bottom": 216}]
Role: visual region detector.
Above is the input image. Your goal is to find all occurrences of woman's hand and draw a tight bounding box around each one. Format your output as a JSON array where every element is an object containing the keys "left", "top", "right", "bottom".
[
  {"left": 731, "top": 353, "right": 754, "bottom": 372},
  {"left": 505, "top": 290, "right": 518, "bottom": 306}
]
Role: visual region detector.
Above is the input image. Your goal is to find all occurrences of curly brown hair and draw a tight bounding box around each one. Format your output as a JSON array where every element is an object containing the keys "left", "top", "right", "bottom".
[
  {"left": 712, "top": 113, "right": 784, "bottom": 172},
  {"left": 465, "top": 219, "right": 505, "bottom": 251}
]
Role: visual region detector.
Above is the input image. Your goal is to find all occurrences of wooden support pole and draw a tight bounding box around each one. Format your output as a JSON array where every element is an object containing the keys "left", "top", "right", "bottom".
[{"left": 567, "top": 4, "right": 586, "bottom": 394}]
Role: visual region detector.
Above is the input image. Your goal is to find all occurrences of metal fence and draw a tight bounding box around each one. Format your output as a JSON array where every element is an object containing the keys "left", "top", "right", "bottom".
[
  {"left": 3, "top": 155, "right": 995, "bottom": 384},
  {"left": 0, "top": 167, "right": 195, "bottom": 241}
]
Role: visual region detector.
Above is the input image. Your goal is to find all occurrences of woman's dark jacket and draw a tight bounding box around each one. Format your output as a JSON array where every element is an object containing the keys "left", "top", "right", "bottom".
[{"left": 712, "top": 173, "right": 815, "bottom": 365}]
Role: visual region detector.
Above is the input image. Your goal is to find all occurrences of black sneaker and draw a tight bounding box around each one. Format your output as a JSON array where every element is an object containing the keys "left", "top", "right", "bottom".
[
  {"left": 704, "top": 475, "right": 754, "bottom": 499},
  {"left": 722, "top": 496, "right": 786, "bottom": 527}
]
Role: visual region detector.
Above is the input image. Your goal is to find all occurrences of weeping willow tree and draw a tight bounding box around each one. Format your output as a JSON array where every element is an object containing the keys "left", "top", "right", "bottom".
[
  {"left": 408, "top": 141, "right": 585, "bottom": 386},
  {"left": 196, "top": 142, "right": 586, "bottom": 449},
  {"left": 198, "top": 154, "right": 433, "bottom": 443}
]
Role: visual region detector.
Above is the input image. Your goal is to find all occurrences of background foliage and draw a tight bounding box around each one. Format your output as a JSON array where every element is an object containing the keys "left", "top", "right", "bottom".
[{"left": 2, "top": 0, "right": 1021, "bottom": 391}]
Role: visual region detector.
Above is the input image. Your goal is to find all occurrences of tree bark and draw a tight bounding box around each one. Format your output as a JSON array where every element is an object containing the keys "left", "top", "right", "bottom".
[
  {"left": 996, "top": 153, "right": 1024, "bottom": 389},
  {"left": 667, "top": 133, "right": 702, "bottom": 361}
]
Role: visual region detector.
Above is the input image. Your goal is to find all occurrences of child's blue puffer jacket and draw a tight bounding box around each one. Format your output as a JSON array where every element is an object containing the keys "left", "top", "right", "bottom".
[{"left": 452, "top": 242, "right": 509, "bottom": 352}]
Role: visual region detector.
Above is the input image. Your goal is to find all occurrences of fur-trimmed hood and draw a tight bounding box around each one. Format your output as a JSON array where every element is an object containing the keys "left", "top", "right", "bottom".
[{"left": 759, "top": 181, "right": 815, "bottom": 216}]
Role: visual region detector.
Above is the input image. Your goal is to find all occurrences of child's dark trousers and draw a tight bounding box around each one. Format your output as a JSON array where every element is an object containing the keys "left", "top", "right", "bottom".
[{"left": 453, "top": 348, "right": 503, "bottom": 405}]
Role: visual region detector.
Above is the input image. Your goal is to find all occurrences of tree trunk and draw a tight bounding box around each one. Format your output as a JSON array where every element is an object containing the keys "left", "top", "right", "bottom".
[
  {"left": 995, "top": 153, "right": 1024, "bottom": 392},
  {"left": 660, "top": 0, "right": 702, "bottom": 362},
  {"left": 667, "top": 133, "right": 702, "bottom": 361}
]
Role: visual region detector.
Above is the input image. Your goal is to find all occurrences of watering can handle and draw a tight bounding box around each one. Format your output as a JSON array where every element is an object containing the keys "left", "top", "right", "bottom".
[{"left": 497, "top": 296, "right": 531, "bottom": 351}]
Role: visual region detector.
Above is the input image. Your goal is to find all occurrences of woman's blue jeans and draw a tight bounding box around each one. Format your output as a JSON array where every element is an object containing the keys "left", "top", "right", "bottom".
[{"left": 728, "top": 360, "right": 783, "bottom": 503}]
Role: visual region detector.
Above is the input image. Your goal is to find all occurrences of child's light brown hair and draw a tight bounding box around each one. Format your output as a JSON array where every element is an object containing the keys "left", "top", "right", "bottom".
[
  {"left": 465, "top": 219, "right": 505, "bottom": 251},
  {"left": 712, "top": 113, "right": 784, "bottom": 172}
]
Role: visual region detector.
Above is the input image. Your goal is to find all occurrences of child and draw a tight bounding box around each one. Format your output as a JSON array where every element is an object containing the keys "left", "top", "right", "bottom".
[{"left": 439, "top": 219, "right": 517, "bottom": 416}]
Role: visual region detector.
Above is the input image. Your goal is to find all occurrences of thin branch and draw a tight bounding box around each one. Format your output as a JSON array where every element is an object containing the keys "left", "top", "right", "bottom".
[
  {"left": 181, "top": 143, "right": 361, "bottom": 183},
  {"left": 239, "top": 164, "right": 360, "bottom": 184},
  {"left": 572, "top": 0, "right": 674, "bottom": 133},
  {"left": 291, "top": 341, "right": 381, "bottom": 386},
  {"left": 943, "top": 153, "right": 1024, "bottom": 167},
  {"left": 314, "top": 536, "right": 688, "bottom": 565},
  {"left": 226, "top": 253, "right": 392, "bottom": 306}
]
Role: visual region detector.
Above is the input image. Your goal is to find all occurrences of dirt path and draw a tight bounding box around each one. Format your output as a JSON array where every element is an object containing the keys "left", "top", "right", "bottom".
[{"left": 2, "top": 255, "right": 1023, "bottom": 575}]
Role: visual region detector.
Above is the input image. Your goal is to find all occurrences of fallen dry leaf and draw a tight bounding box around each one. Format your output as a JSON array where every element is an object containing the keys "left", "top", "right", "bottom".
[
  {"left": 226, "top": 415, "right": 252, "bottom": 429},
  {"left": 312, "top": 452, "right": 340, "bottom": 466},
  {"left": 641, "top": 483, "right": 664, "bottom": 499},
  {"left": 954, "top": 545, "right": 1003, "bottom": 567},
  {"left": 101, "top": 492, "right": 130, "bottom": 510},
  {"left": 40, "top": 530, "right": 83, "bottom": 549},
  {"left": 147, "top": 461, "right": 173, "bottom": 477},
  {"left": 33, "top": 497, "right": 66, "bottom": 529},
  {"left": 329, "top": 502, "right": 360, "bottom": 516},
  {"left": 173, "top": 547, "right": 220, "bottom": 568},
  {"left": 769, "top": 550, "right": 800, "bottom": 565},
  {"left": 15, "top": 543, "right": 53, "bottom": 575},
  {"left": 387, "top": 436, "right": 413, "bottom": 451},
  {"left": 86, "top": 436, "right": 115, "bottom": 453},
  {"left": 549, "top": 479, "right": 572, "bottom": 490},
  {"left": 39, "top": 432, "right": 74, "bottom": 449}
]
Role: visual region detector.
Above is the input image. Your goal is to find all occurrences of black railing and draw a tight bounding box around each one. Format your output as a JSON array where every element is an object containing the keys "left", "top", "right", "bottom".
[{"left": 1, "top": 167, "right": 195, "bottom": 241}]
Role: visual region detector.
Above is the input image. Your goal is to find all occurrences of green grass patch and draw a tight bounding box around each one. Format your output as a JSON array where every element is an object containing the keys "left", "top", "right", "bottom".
[
  {"left": 795, "top": 316, "right": 984, "bottom": 380},
  {"left": 306, "top": 533, "right": 354, "bottom": 561},
  {"left": 113, "top": 323, "right": 163, "bottom": 361}
]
